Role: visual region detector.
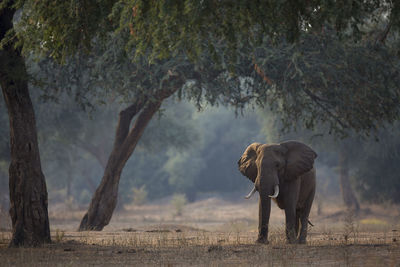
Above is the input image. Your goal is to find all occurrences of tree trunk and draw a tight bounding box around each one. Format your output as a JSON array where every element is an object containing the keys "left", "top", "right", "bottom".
[
  {"left": 1, "top": 4, "right": 51, "bottom": 247},
  {"left": 78, "top": 80, "right": 182, "bottom": 231},
  {"left": 338, "top": 149, "right": 360, "bottom": 212},
  {"left": 78, "top": 101, "right": 161, "bottom": 230}
]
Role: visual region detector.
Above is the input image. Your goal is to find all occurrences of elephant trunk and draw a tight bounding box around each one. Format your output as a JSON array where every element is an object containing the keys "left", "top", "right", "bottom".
[
  {"left": 257, "top": 171, "right": 279, "bottom": 199},
  {"left": 258, "top": 191, "right": 271, "bottom": 242},
  {"left": 246, "top": 171, "right": 279, "bottom": 200}
]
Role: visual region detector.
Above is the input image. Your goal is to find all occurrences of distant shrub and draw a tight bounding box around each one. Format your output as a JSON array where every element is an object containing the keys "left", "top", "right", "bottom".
[
  {"left": 55, "top": 229, "right": 65, "bottom": 243},
  {"left": 65, "top": 196, "right": 77, "bottom": 210},
  {"left": 171, "top": 193, "right": 187, "bottom": 216},
  {"left": 131, "top": 185, "right": 148, "bottom": 206},
  {"left": 79, "top": 189, "right": 91, "bottom": 205}
]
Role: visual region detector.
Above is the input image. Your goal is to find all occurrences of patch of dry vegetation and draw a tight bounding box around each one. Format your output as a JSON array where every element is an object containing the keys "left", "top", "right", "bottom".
[
  {"left": 1, "top": 227, "right": 399, "bottom": 266},
  {"left": 1, "top": 197, "right": 400, "bottom": 266}
]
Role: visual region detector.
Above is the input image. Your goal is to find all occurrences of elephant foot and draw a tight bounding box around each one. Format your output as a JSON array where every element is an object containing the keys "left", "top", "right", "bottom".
[
  {"left": 286, "top": 238, "right": 298, "bottom": 245},
  {"left": 256, "top": 237, "right": 269, "bottom": 244},
  {"left": 297, "top": 238, "right": 306, "bottom": 244}
]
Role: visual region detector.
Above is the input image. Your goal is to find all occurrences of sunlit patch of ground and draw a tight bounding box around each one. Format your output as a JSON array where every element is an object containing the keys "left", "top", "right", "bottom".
[{"left": 1, "top": 196, "right": 400, "bottom": 266}]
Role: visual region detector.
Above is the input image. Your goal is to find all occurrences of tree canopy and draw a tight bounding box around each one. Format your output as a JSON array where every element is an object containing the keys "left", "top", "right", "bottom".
[
  {"left": 9, "top": 0, "right": 399, "bottom": 137},
  {"left": 123, "top": 0, "right": 399, "bottom": 61},
  {"left": 14, "top": 0, "right": 400, "bottom": 61}
]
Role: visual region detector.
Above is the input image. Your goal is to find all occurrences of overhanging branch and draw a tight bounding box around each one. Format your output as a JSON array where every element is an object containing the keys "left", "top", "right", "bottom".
[
  {"left": 303, "top": 88, "right": 349, "bottom": 130},
  {"left": 113, "top": 98, "right": 147, "bottom": 149}
]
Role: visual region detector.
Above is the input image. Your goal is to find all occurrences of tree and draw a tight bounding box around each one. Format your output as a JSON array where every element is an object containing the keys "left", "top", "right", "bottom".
[
  {"left": 121, "top": 1, "right": 400, "bottom": 137},
  {"left": 126, "top": 0, "right": 398, "bottom": 62},
  {"left": 78, "top": 80, "right": 182, "bottom": 230},
  {"left": 0, "top": 99, "right": 9, "bottom": 212},
  {"left": 0, "top": 2, "right": 51, "bottom": 247},
  {"left": 27, "top": 15, "right": 270, "bottom": 229},
  {"left": 252, "top": 29, "right": 400, "bottom": 137},
  {"left": 37, "top": 45, "right": 234, "bottom": 230}
]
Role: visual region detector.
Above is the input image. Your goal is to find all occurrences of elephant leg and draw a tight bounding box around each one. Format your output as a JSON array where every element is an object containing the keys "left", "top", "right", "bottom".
[
  {"left": 283, "top": 180, "right": 300, "bottom": 244},
  {"left": 298, "top": 189, "right": 315, "bottom": 244},
  {"left": 295, "top": 210, "right": 300, "bottom": 238},
  {"left": 285, "top": 207, "right": 297, "bottom": 244},
  {"left": 298, "top": 216, "right": 308, "bottom": 244}
]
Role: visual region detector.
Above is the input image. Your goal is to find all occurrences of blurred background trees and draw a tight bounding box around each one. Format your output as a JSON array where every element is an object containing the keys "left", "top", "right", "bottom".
[{"left": 3, "top": 90, "right": 400, "bottom": 212}]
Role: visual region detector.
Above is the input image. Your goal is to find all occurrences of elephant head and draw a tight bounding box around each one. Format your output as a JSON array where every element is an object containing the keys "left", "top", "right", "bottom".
[{"left": 238, "top": 141, "right": 317, "bottom": 199}]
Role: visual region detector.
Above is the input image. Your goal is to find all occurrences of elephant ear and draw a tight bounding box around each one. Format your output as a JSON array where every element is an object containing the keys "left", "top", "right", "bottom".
[
  {"left": 280, "top": 141, "right": 317, "bottom": 180},
  {"left": 238, "top": 143, "right": 262, "bottom": 183}
]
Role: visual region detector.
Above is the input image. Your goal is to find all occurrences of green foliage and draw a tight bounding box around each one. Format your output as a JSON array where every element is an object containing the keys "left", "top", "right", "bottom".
[
  {"left": 5, "top": 0, "right": 400, "bottom": 64},
  {"left": 252, "top": 30, "right": 400, "bottom": 137},
  {"left": 20, "top": 1, "right": 400, "bottom": 138},
  {"left": 27, "top": 29, "right": 245, "bottom": 112},
  {"left": 117, "top": 0, "right": 390, "bottom": 62},
  {"left": 13, "top": 0, "right": 116, "bottom": 61},
  {"left": 2, "top": 1, "right": 400, "bottom": 137},
  {"left": 54, "top": 229, "right": 65, "bottom": 243},
  {"left": 170, "top": 193, "right": 187, "bottom": 216},
  {"left": 163, "top": 150, "right": 202, "bottom": 197},
  {"left": 131, "top": 185, "right": 147, "bottom": 206}
]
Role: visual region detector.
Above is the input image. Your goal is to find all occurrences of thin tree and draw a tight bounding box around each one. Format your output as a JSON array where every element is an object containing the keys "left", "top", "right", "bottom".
[{"left": 78, "top": 76, "right": 185, "bottom": 230}]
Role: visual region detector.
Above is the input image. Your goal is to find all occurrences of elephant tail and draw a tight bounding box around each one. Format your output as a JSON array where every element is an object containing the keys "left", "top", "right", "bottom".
[{"left": 308, "top": 220, "right": 314, "bottom": 227}]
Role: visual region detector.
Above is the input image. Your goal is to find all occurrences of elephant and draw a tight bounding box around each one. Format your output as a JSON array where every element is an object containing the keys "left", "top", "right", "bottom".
[{"left": 237, "top": 140, "right": 317, "bottom": 244}]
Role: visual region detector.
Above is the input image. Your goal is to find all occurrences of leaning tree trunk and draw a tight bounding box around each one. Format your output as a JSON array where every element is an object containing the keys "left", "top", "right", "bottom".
[
  {"left": 78, "top": 82, "right": 182, "bottom": 231},
  {"left": 0, "top": 5, "right": 51, "bottom": 247},
  {"left": 338, "top": 149, "right": 360, "bottom": 212}
]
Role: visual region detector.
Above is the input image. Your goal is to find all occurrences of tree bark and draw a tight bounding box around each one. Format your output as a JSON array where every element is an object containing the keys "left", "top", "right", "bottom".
[
  {"left": 78, "top": 80, "right": 182, "bottom": 231},
  {"left": 0, "top": 5, "right": 51, "bottom": 247},
  {"left": 338, "top": 149, "right": 360, "bottom": 212}
]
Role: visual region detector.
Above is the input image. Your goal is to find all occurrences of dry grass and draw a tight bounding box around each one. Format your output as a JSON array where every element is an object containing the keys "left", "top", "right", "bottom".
[{"left": 1, "top": 196, "right": 400, "bottom": 266}]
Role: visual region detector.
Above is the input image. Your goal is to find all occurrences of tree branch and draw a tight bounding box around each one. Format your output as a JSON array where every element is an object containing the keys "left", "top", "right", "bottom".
[
  {"left": 303, "top": 88, "right": 349, "bottom": 130},
  {"left": 113, "top": 97, "right": 147, "bottom": 149},
  {"left": 121, "top": 73, "right": 185, "bottom": 157},
  {"left": 302, "top": 88, "right": 334, "bottom": 104},
  {"left": 375, "top": 21, "right": 392, "bottom": 45}
]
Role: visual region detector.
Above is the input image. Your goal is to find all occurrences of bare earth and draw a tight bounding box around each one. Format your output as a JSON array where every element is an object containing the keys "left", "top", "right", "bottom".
[{"left": 1, "top": 196, "right": 399, "bottom": 266}]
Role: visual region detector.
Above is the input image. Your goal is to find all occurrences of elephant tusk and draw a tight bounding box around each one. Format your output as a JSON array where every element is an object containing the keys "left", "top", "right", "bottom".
[
  {"left": 268, "top": 185, "right": 279, "bottom": 198},
  {"left": 244, "top": 186, "right": 257, "bottom": 199}
]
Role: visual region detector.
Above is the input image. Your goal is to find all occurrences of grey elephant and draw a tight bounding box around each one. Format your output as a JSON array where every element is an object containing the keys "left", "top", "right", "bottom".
[{"left": 238, "top": 141, "right": 317, "bottom": 244}]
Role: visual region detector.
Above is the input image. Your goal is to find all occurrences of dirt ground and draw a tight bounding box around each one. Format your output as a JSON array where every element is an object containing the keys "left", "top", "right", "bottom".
[{"left": 1, "top": 196, "right": 400, "bottom": 266}]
